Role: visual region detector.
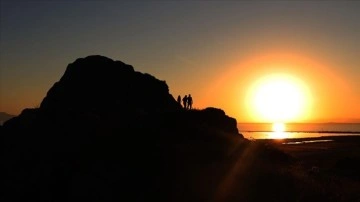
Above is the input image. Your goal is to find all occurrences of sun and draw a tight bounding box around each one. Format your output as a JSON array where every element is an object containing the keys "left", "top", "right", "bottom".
[{"left": 247, "top": 73, "right": 311, "bottom": 122}]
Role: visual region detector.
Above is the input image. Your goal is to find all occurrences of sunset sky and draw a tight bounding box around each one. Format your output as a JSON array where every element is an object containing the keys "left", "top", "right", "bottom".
[{"left": 1, "top": 1, "right": 359, "bottom": 123}]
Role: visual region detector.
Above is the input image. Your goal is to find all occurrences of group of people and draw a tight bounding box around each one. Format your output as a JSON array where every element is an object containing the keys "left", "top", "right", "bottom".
[{"left": 177, "top": 94, "right": 193, "bottom": 109}]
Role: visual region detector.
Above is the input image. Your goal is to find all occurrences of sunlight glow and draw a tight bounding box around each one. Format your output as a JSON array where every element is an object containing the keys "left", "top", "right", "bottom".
[
  {"left": 270, "top": 131, "right": 288, "bottom": 139},
  {"left": 271, "top": 122, "right": 287, "bottom": 139},
  {"left": 272, "top": 122, "right": 285, "bottom": 132},
  {"left": 248, "top": 73, "right": 311, "bottom": 122}
]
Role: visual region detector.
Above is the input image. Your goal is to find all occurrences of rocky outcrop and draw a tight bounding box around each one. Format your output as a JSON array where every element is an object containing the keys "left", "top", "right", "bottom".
[
  {"left": 2, "top": 55, "right": 250, "bottom": 202},
  {"left": 3, "top": 55, "right": 241, "bottom": 137},
  {"left": 191, "top": 107, "right": 239, "bottom": 134},
  {"left": 40, "top": 55, "right": 180, "bottom": 115}
]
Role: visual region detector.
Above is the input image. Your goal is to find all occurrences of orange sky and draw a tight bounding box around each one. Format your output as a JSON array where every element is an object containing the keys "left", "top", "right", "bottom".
[
  {"left": 194, "top": 52, "right": 360, "bottom": 123},
  {"left": 1, "top": 1, "right": 360, "bottom": 123}
]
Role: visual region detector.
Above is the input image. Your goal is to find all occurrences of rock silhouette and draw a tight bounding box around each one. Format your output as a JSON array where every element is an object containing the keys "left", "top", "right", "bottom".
[
  {"left": 2, "top": 56, "right": 297, "bottom": 202},
  {"left": 40, "top": 56, "right": 179, "bottom": 114},
  {"left": 1, "top": 55, "right": 243, "bottom": 201}
]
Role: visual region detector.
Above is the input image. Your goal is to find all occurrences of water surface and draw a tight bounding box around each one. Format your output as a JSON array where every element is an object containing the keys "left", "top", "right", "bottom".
[{"left": 238, "top": 123, "right": 360, "bottom": 139}]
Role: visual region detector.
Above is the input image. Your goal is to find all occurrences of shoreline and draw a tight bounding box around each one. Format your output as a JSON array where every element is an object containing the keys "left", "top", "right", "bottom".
[
  {"left": 241, "top": 130, "right": 360, "bottom": 133},
  {"left": 251, "top": 134, "right": 360, "bottom": 142},
  {"left": 242, "top": 131, "right": 360, "bottom": 140}
]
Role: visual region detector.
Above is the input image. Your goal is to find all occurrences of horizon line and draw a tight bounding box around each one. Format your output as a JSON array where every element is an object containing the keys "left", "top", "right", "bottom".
[{"left": 238, "top": 122, "right": 360, "bottom": 124}]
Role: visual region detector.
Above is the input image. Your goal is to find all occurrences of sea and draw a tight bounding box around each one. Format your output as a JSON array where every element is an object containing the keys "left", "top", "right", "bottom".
[{"left": 238, "top": 123, "right": 360, "bottom": 139}]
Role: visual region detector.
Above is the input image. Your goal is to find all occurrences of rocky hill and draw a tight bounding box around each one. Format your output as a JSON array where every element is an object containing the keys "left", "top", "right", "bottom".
[
  {"left": 2, "top": 55, "right": 260, "bottom": 202},
  {"left": 40, "top": 56, "right": 179, "bottom": 114}
]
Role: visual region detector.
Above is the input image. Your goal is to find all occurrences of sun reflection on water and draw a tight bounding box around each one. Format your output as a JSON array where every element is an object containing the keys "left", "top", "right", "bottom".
[
  {"left": 271, "top": 122, "right": 287, "bottom": 139},
  {"left": 269, "top": 131, "right": 288, "bottom": 139}
]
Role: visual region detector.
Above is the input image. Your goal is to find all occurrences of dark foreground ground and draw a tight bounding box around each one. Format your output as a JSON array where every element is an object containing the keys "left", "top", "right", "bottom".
[
  {"left": 257, "top": 136, "right": 360, "bottom": 201},
  {"left": 3, "top": 133, "right": 360, "bottom": 202}
]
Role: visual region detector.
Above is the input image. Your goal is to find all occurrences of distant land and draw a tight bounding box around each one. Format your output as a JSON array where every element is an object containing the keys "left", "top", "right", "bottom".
[{"left": 0, "top": 112, "right": 15, "bottom": 124}]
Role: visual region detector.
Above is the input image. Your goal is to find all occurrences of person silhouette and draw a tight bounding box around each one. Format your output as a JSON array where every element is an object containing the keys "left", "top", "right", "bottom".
[
  {"left": 182, "top": 95, "right": 188, "bottom": 109},
  {"left": 187, "top": 94, "right": 193, "bottom": 110},
  {"left": 177, "top": 95, "right": 181, "bottom": 105}
]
